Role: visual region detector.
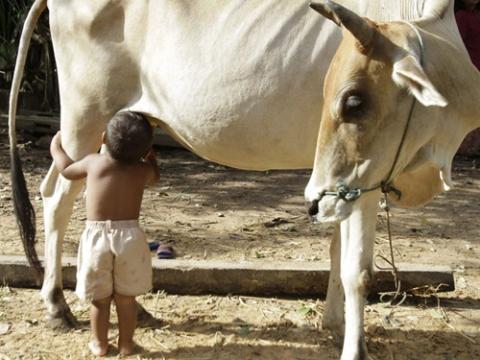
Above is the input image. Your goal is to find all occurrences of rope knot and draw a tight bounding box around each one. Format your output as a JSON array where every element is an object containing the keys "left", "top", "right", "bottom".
[
  {"left": 380, "top": 181, "right": 402, "bottom": 200},
  {"left": 335, "top": 181, "right": 362, "bottom": 202}
]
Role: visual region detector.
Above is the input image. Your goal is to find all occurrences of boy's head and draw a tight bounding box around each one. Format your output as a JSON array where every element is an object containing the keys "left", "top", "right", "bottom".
[{"left": 104, "top": 111, "right": 153, "bottom": 164}]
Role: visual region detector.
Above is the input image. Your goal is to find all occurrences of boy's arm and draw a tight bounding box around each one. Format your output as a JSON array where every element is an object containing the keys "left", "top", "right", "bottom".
[
  {"left": 144, "top": 149, "right": 160, "bottom": 186},
  {"left": 50, "top": 132, "right": 92, "bottom": 180}
]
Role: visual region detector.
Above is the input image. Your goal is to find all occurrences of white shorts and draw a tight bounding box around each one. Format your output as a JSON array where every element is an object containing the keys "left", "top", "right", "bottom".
[{"left": 75, "top": 220, "right": 152, "bottom": 301}]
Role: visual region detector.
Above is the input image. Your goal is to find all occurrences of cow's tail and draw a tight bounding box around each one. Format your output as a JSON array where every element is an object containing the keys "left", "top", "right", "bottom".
[{"left": 9, "top": 0, "right": 48, "bottom": 283}]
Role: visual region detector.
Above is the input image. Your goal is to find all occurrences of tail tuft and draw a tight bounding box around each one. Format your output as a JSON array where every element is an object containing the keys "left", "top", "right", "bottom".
[{"left": 10, "top": 148, "right": 44, "bottom": 283}]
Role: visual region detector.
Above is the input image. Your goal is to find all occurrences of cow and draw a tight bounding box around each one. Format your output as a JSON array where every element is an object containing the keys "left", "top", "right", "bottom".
[
  {"left": 306, "top": 1, "right": 479, "bottom": 359},
  {"left": 7, "top": 0, "right": 467, "bottom": 359}
]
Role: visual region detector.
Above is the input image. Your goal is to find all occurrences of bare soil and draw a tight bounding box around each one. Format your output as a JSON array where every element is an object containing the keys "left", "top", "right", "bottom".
[{"left": 0, "top": 124, "right": 479, "bottom": 359}]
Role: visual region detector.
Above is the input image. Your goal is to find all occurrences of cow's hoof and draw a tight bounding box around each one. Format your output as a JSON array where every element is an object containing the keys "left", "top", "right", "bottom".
[
  {"left": 340, "top": 348, "right": 368, "bottom": 360},
  {"left": 137, "top": 303, "right": 163, "bottom": 328},
  {"left": 46, "top": 308, "right": 78, "bottom": 332},
  {"left": 340, "top": 336, "right": 368, "bottom": 360}
]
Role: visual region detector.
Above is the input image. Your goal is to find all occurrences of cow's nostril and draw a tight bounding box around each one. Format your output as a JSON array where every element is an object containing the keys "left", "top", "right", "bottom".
[{"left": 307, "top": 199, "right": 319, "bottom": 217}]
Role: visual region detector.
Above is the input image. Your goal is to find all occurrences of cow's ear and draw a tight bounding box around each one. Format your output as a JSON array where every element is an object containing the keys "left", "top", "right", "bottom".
[{"left": 392, "top": 55, "right": 448, "bottom": 107}]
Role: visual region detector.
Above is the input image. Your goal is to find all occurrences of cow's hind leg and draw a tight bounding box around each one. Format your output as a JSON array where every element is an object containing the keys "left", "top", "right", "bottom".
[
  {"left": 40, "top": 123, "right": 103, "bottom": 330},
  {"left": 40, "top": 164, "right": 85, "bottom": 329}
]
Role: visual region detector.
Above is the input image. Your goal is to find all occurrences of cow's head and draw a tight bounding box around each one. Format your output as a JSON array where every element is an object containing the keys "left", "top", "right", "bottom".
[{"left": 305, "top": 0, "right": 479, "bottom": 222}]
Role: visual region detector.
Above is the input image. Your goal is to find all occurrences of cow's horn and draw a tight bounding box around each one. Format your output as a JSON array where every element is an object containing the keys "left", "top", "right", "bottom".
[{"left": 310, "top": 1, "right": 375, "bottom": 50}]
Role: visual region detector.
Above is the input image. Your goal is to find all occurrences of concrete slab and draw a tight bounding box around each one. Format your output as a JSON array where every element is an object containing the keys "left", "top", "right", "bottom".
[{"left": 0, "top": 255, "right": 454, "bottom": 297}]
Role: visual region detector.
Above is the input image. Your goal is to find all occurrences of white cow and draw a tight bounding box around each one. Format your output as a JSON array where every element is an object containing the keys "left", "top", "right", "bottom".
[{"left": 8, "top": 0, "right": 463, "bottom": 359}]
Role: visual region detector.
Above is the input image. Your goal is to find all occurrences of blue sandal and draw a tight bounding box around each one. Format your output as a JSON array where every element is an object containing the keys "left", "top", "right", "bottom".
[{"left": 157, "top": 245, "right": 175, "bottom": 259}]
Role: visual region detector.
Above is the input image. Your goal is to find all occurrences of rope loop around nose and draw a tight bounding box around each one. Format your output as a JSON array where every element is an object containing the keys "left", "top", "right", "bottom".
[{"left": 318, "top": 180, "right": 403, "bottom": 203}]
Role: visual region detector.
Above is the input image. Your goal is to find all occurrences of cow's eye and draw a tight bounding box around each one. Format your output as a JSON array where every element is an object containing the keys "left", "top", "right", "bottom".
[{"left": 342, "top": 92, "right": 367, "bottom": 118}]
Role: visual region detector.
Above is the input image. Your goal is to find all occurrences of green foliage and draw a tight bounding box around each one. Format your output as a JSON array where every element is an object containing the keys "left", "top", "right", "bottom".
[
  {"left": 0, "top": 0, "right": 59, "bottom": 112},
  {"left": 0, "top": 0, "right": 30, "bottom": 73}
]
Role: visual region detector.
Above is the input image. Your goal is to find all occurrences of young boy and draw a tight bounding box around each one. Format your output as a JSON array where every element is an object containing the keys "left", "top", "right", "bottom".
[{"left": 50, "top": 111, "right": 159, "bottom": 356}]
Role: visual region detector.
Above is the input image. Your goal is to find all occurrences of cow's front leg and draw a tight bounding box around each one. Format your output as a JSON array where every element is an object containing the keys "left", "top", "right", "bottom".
[
  {"left": 323, "top": 223, "right": 344, "bottom": 343},
  {"left": 339, "top": 193, "right": 378, "bottom": 360},
  {"left": 40, "top": 164, "right": 84, "bottom": 329}
]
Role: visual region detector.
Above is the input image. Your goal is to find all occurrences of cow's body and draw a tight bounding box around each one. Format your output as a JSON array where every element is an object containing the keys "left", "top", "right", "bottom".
[
  {"left": 9, "top": 1, "right": 466, "bottom": 359},
  {"left": 47, "top": 0, "right": 433, "bottom": 170}
]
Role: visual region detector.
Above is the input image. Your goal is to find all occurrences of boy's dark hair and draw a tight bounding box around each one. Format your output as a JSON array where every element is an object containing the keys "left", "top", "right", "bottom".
[{"left": 105, "top": 111, "right": 153, "bottom": 164}]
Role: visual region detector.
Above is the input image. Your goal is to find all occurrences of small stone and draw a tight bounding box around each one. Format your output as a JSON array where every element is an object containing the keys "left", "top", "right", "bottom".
[
  {"left": 457, "top": 277, "right": 467, "bottom": 289},
  {"left": 0, "top": 323, "right": 11, "bottom": 335}
]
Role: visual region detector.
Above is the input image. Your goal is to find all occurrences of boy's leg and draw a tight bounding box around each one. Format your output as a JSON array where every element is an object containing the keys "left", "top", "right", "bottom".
[
  {"left": 113, "top": 293, "right": 137, "bottom": 355},
  {"left": 90, "top": 296, "right": 112, "bottom": 356}
]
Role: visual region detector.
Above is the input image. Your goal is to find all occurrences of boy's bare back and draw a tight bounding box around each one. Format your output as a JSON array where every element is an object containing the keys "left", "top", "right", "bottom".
[
  {"left": 76, "top": 153, "right": 157, "bottom": 221},
  {"left": 50, "top": 111, "right": 159, "bottom": 221}
]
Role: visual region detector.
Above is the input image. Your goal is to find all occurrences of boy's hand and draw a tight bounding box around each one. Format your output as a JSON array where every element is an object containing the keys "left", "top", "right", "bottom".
[
  {"left": 50, "top": 130, "right": 90, "bottom": 180},
  {"left": 50, "top": 130, "right": 73, "bottom": 174},
  {"left": 52, "top": 131, "right": 60, "bottom": 143},
  {"left": 50, "top": 131, "right": 62, "bottom": 152}
]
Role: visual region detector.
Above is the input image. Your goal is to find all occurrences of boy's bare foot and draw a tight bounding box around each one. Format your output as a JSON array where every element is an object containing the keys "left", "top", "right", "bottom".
[
  {"left": 119, "top": 342, "right": 142, "bottom": 357},
  {"left": 88, "top": 340, "right": 109, "bottom": 357}
]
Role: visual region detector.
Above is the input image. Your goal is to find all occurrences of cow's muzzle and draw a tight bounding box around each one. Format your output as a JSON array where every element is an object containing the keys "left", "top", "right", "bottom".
[{"left": 307, "top": 198, "right": 319, "bottom": 217}]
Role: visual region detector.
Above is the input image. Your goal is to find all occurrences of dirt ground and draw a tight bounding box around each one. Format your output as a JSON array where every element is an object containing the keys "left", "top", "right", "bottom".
[{"left": 0, "top": 124, "right": 479, "bottom": 359}]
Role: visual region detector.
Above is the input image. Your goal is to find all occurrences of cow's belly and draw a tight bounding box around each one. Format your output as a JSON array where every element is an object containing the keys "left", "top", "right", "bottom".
[
  {"left": 137, "top": 102, "right": 320, "bottom": 171},
  {"left": 131, "top": 59, "right": 329, "bottom": 170}
]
